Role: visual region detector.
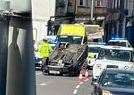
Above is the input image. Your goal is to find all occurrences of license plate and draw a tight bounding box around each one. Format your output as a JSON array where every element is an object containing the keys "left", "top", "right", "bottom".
[{"left": 49, "top": 70, "right": 60, "bottom": 74}]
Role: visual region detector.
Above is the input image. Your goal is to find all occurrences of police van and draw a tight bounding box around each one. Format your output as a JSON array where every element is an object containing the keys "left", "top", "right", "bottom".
[{"left": 92, "top": 45, "right": 134, "bottom": 81}]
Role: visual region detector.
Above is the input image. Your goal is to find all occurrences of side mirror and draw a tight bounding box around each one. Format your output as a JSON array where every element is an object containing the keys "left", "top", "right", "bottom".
[
  {"left": 94, "top": 55, "right": 96, "bottom": 58},
  {"left": 93, "top": 82, "right": 98, "bottom": 85}
]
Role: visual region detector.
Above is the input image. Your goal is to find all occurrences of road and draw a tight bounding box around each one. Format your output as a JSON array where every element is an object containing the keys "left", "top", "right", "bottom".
[{"left": 36, "top": 71, "right": 93, "bottom": 95}]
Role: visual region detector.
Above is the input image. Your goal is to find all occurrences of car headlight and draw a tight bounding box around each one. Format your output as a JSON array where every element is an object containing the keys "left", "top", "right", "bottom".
[
  {"left": 96, "top": 64, "right": 102, "bottom": 69},
  {"left": 58, "top": 60, "right": 64, "bottom": 66},
  {"left": 102, "top": 90, "right": 112, "bottom": 95}
]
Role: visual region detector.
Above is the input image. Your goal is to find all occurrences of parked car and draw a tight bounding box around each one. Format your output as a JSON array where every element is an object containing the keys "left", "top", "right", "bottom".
[
  {"left": 92, "top": 45, "right": 134, "bottom": 81},
  {"left": 34, "top": 52, "right": 43, "bottom": 70},
  {"left": 92, "top": 69, "right": 134, "bottom": 95},
  {"left": 46, "top": 35, "right": 58, "bottom": 50}
]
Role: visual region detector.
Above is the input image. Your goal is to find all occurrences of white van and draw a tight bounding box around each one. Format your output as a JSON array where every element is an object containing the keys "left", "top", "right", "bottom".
[{"left": 92, "top": 45, "right": 134, "bottom": 81}]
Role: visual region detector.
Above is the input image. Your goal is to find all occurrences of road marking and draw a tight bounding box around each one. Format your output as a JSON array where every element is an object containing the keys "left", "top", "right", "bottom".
[
  {"left": 76, "top": 85, "right": 80, "bottom": 89},
  {"left": 84, "top": 78, "right": 89, "bottom": 82},
  {"left": 73, "top": 84, "right": 81, "bottom": 94},
  {"left": 36, "top": 72, "right": 42, "bottom": 76},
  {"left": 73, "top": 89, "right": 78, "bottom": 95},
  {"left": 79, "top": 81, "right": 84, "bottom": 85},
  {"left": 38, "top": 83, "right": 47, "bottom": 86}
]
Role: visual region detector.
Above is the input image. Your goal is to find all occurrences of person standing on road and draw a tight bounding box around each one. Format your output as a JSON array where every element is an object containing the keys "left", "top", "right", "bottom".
[{"left": 38, "top": 38, "right": 52, "bottom": 71}]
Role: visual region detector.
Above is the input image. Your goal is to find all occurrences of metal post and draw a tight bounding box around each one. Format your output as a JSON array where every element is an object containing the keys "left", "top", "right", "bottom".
[
  {"left": 0, "top": 1, "right": 10, "bottom": 94},
  {"left": 91, "top": 0, "right": 94, "bottom": 20},
  {"left": 74, "top": 0, "right": 77, "bottom": 21},
  {"left": 0, "top": 15, "right": 9, "bottom": 95},
  {"left": 118, "top": 0, "right": 125, "bottom": 37}
]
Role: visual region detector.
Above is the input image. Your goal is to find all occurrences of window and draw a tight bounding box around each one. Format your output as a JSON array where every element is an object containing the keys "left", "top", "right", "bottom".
[
  {"left": 117, "top": 0, "right": 120, "bottom": 8},
  {"left": 80, "top": 0, "right": 84, "bottom": 5},
  {"left": 96, "top": 0, "right": 101, "bottom": 7},
  {"left": 79, "top": 0, "right": 87, "bottom": 6},
  {"left": 115, "top": 0, "right": 118, "bottom": 8},
  {"left": 98, "top": 49, "right": 131, "bottom": 62}
]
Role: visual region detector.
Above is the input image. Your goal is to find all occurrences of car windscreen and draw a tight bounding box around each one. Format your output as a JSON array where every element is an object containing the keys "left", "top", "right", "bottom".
[
  {"left": 108, "top": 41, "right": 126, "bottom": 47},
  {"left": 88, "top": 47, "right": 100, "bottom": 53},
  {"left": 58, "top": 36, "right": 82, "bottom": 44},
  {"left": 101, "top": 71, "right": 134, "bottom": 88},
  {"left": 98, "top": 49, "right": 131, "bottom": 62}
]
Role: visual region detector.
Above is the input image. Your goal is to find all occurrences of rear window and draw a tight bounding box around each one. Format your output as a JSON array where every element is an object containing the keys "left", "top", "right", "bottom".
[
  {"left": 88, "top": 47, "right": 100, "bottom": 53},
  {"left": 108, "top": 41, "right": 126, "bottom": 47}
]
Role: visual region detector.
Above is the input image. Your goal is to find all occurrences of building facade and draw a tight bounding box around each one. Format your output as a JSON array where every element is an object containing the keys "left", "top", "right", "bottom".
[
  {"left": 32, "top": 0, "right": 56, "bottom": 41},
  {"left": 104, "top": 0, "right": 134, "bottom": 42},
  {"left": 55, "top": 0, "right": 107, "bottom": 25}
]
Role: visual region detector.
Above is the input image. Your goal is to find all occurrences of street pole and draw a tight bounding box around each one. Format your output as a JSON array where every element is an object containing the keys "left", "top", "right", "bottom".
[
  {"left": 91, "top": 0, "right": 94, "bottom": 21},
  {"left": 0, "top": 15, "right": 9, "bottom": 95},
  {"left": 118, "top": 0, "right": 125, "bottom": 38},
  {"left": 74, "top": 0, "right": 77, "bottom": 22},
  {"left": 6, "top": 0, "right": 36, "bottom": 95},
  {"left": 0, "top": 1, "right": 10, "bottom": 95}
]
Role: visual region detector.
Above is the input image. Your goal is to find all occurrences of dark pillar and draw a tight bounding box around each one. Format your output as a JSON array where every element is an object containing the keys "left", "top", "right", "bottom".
[
  {"left": 0, "top": 16, "right": 9, "bottom": 95},
  {"left": 118, "top": 0, "right": 125, "bottom": 37},
  {"left": 6, "top": 13, "right": 36, "bottom": 95}
]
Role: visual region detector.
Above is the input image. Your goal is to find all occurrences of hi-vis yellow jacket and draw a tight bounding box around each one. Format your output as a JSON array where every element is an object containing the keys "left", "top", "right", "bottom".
[{"left": 38, "top": 42, "right": 52, "bottom": 58}]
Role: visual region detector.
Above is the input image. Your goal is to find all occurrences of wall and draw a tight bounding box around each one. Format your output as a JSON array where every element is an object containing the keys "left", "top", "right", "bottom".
[
  {"left": 10, "top": 0, "right": 31, "bottom": 12},
  {"left": 32, "top": 0, "right": 56, "bottom": 42}
]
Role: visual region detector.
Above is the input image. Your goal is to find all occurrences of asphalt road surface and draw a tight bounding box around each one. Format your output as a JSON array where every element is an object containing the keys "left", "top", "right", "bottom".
[{"left": 36, "top": 71, "right": 93, "bottom": 95}]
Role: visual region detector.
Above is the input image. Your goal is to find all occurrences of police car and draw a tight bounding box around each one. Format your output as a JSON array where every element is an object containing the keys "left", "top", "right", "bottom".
[
  {"left": 92, "top": 45, "right": 134, "bottom": 81},
  {"left": 92, "top": 69, "right": 134, "bottom": 95},
  {"left": 108, "top": 38, "right": 132, "bottom": 47},
  {"left": 46, "top": 35, "right": 58, "bottom": 50},
  {"left": 87, "top": 42, "right": 105, "bottom": 69}
]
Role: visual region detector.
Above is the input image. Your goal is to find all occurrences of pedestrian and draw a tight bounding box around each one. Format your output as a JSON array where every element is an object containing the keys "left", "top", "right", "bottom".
[{"left": 38, "top": 38, "right": 52, "bottom": 71}]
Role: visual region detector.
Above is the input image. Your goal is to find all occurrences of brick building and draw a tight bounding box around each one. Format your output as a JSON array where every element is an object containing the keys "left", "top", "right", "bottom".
[{"left": 54, "top": 0, "right": 107, "bottom": 30}]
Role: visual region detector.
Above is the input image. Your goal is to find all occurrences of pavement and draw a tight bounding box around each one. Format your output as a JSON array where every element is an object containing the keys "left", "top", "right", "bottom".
[{"left": 36, "top": 71, "right": 93, "bottom": 95}]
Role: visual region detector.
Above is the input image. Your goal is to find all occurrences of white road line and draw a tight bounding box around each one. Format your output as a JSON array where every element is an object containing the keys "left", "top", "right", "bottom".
[
  {"left": 73, "top": 89, "right": 78, "bottom": 95},
  {"left": 76, "top": 85, "right": 80, "bottom": 89},
  {"left": 84, "top": 78, "right": 89, "bottom": 82},
  {"left": 38, "top": 83, "right": 47, "bottom": 86},
  {"left": 79, "top": 81, "right": 84, "bottom": 85},
  {"left": 36, "top": 72, "right": 42, "bottom": 76}
]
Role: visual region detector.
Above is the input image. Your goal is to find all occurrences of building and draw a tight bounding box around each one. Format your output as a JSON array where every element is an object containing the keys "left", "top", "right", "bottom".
[
  {"left": 104, "top": 0, "right": 134, "bottom": 42},
  {"left": 94, "top": 0, "right": 107, "bottom": 25},
  {"left": 74, "top": 0, "right": 91, "bottom": 23},
  {"left": 54, "top": 0, "right": 107, "bottom": 27},
  {"left": 31, "top": 0, "right": 108, "bottom": 36},
  {"left": 32, "top": 0, "right": 56, "bottom": 41}
]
